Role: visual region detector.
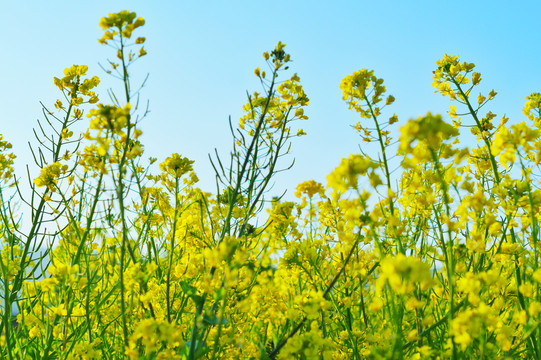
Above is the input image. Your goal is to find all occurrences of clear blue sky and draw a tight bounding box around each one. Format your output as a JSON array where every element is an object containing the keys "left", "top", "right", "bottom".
[{"left": 2, "top": 1, "right": 540, "bottom": 198}]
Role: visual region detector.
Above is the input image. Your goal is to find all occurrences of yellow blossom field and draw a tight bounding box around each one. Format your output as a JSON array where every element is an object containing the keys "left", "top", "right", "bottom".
[{"left": 2, "top": 10, "right": 541, "bottom": 360}]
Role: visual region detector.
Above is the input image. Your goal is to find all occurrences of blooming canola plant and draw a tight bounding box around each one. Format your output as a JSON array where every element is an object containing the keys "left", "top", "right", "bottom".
[{"left": 1, "top": 10, "right": 541, "bottom": 360}]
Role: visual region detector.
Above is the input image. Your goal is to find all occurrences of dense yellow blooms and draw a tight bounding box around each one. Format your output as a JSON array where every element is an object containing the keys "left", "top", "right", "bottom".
[
  {"left": 0, "top": 135, "right": 15, "bottom": 182},
  {"left": 6, "top": 11, "right": 541, "bottom": 360},
  {"left": 33, "top": 162, "right": 68, "bottom": 192},
  {"left": 295, "top": 180, "right": 325, "bottom": 199},
  {"left": 327, "top": 154, "right": 379, "bottom": 192}
]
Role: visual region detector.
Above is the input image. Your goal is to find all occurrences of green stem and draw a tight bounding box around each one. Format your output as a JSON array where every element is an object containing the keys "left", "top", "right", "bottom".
[
  {"left": 116, "top": 30, "right": 134, "bottom": 349},
  {"left": 167, "top": 176, "right": 180, "bottom": 322},
  {"left": 363, "top": 96, "right": 404, "bottom": 254}
]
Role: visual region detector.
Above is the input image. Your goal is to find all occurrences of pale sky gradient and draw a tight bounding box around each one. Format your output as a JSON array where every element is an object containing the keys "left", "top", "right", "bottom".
[{"left": 1, "top": 1, "right": 540, "bottom": 199}]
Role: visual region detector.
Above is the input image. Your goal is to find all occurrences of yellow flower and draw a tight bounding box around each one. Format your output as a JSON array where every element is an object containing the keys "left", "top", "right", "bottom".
[
  {"left": 398, "top": 112, "right": 458, "bottom": 155},
  {"left": 523, "top": 92, "right": 541, "bottom": 120},
  {"left": 532, "top": 268, "right": 541, "bottom": 283},
  {"left": 477, "top": 93, "right": 486, "bottom": 105},
  {"left": 0, "top": 135, "right": 15, "bottom": 182},
  {"left": 378, "top": 254, "right": 433, "bottom": 294},
  {"left": 327, "top": 154, "right": 379, "bottom": 192},
  {"left": 28, "top": 326, "right": 42, "bottom": 338},
  {"left": 519, "top": 282, "right": 534, "bottom": 297},
  {"left": 53, "top": 65, "right": 100, "bottom": 105},
  {"left": 472, "top": 72, "right": 482, "bottom": 85},
  {"left": 295, "top": 180, "right": 325, "bottom": 199},
  {"left": 529, "top": 301, "right": 541, "bottom": 317},
  {"left": 340, "top": 69, "right": 387, "bottom": 115},
  {"left": 34, "top": 162, "right": 68, "bottom": 192},
  {"left": 159, "top": 153, "right": 194, "bottom": 178}
]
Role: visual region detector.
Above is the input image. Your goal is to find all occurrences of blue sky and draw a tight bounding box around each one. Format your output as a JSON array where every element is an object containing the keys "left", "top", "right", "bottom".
[{"left": 2, "top": 1, "right": 540, "bottom": 198}]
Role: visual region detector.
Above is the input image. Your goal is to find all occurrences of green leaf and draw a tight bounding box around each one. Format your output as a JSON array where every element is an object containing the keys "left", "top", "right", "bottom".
[
  {"left": 203, "top": 312, "right": 227, "bottom": 325},
  {"left": 181, "top": 339, "right": 210, "bottom": 359},
  {"left": 214, "top": 287, "right": 225, "bottom": 301},
  {"left": 180, "top": 281, "right": 203, "bottom": 307}
]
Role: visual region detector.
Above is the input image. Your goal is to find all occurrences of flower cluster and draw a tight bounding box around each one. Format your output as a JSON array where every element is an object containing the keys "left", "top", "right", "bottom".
[
  {"left": 99, "top": 10, "right": 145, "bottom": 42},
  {"left": 8, "top": 11, "right": 541, "bottom": 360},
  {"left": 340, "top": 69, "right": 389, "bottom": 115},
  {"left": 0, "top": 135, "right": 15, "bottom": 182},
  {"left": 295, "top": 180, "right": 325, "bottom": 199},
  {"left": 327, "top": 154, "right": 381, "bottom": 192},
  {"left": 377, "top": 254, "right": 434, "bottom": 294},
  {"left": 99, "top": 10, "right": 147, "bottom": 73},
  {"left": 33, "top": 162, "right": 68, "bottom": 192},
  {"left": 53, "top": 65, "right": 100, "bottom": 106}
]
